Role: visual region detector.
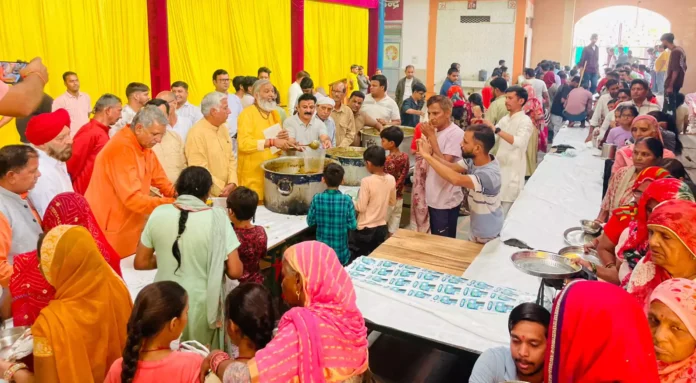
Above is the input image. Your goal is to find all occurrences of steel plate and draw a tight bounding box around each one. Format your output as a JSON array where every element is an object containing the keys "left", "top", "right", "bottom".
[
  {"left": 511, "top": 251, "right": 582, "bottom": 279},
  {"left": 563, "top": 227, "right": 597, "bottom": 246},
  {"left": 558, "top": 246, "right": 602, "bottom": 266}
]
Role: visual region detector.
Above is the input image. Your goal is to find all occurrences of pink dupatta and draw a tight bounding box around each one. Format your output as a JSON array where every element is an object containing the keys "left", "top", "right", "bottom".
[{"left": 253, "top": 241, "right": 368, "bottom": 382}]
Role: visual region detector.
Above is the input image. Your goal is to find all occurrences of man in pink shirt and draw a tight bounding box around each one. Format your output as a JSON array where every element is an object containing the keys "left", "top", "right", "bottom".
[
  {"left": 52, "top": 71, "right": 91, "bottom": 137},
  {"left": 563, "top": 84, "right": 593, "bottom": 127},
  {"left": 420, "top": 96, "right": 465, "bottom": 238}
]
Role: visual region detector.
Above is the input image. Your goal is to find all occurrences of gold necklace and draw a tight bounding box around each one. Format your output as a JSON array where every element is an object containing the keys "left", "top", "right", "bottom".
[{"left": 255, "top": 105, "right": 271, "bottom": 120}]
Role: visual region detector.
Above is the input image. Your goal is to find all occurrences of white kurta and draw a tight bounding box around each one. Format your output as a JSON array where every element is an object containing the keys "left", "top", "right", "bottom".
[
  {"left": 495, "top": 111, "right": 534, "bottom": 203},
  {"left": 28, "top": 148, "right": 75, "bottom": 218}
]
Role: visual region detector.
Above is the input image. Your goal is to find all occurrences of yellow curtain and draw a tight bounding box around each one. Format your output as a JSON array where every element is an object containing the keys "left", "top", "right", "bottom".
[
  {"left": 0, "top": 0, "right": 150, "bottom": 147},
  {"left": 168, "top": 0, "right": 292, "bottom": 107},
  {"left": 304, "top": 0, "right": 369, "bottom": 94}
]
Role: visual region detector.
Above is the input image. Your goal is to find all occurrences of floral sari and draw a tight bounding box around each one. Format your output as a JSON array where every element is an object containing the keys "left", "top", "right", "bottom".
[
  {"left": 32, "top": 225, "right": 132, "bottom": 383},
  {"left": 245, "top": 241, "right": 368, "bottom": 382},
  {"left": 410, "top": 124, "right": 430, "bottom": 233},
  {"left": 650, "top": 278, "right": 696, "bottom": 383},
  {"left": 10, "top": 192, "right": 123, "bottom": 327},
  {"left": 627, "top": 199, "right": 696, "bottom": 312},
  {"left": 546, "top": 280, "right": 659, "bottom": 383}
]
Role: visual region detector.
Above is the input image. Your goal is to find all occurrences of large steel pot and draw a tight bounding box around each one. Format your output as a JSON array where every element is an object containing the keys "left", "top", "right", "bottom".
[
  {"left": 361, "top": 126, "right": 415, "bottom": 168},
  {"left": 262, "top": 157, "right": 339, "bottom": 215},
  {"left": 325, "top": 147, "right": 369, "bottom": 186}
]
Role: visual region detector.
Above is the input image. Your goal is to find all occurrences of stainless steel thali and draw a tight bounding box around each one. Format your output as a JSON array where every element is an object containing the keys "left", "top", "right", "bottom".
[
  {"left": 511, "top": 251, "right": 582, "bottom": 279},
  {"left": 563, "top": 227, "right": 598, "bottom": 247}
]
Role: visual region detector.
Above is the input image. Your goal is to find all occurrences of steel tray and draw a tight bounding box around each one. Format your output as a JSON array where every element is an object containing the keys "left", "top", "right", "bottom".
[{"left": 511, "top": 250, "right": 582, "bottom": 279}]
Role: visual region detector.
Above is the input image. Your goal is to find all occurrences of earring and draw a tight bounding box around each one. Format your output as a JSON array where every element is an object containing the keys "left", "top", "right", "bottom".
[{"left": 296, "top": 289, "right": 301, "bottom": 300}]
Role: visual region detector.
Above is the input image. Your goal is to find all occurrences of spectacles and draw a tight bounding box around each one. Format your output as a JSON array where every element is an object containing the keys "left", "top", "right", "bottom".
[{"left": 218, "top": 79, "right": 230, "bottom": 82}]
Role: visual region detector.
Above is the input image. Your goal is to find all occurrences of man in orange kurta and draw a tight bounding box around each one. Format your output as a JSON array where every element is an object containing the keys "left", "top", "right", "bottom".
[{"left": 86, "top": 106, "right": 176, "bottom": 258}]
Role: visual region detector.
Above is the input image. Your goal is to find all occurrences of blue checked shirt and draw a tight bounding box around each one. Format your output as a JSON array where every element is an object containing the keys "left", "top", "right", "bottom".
[{"left": 307, "top": 189, "right": 357, "bottom": 264}]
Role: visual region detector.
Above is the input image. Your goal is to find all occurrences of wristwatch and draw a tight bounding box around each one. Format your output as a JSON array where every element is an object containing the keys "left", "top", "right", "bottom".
[{"left": 495, "top": 127, "right": 501, "bottom": 135}]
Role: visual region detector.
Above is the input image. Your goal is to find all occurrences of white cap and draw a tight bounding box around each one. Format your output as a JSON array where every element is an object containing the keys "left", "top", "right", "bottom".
[{"left": 316, "top": 96, "right": 335, "bottom": 107}]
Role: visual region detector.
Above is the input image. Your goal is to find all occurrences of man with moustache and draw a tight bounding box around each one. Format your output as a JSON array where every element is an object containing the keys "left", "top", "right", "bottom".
[
  {"left": 283, "top": 93, "right": 332, "bottom": 149},
  {"left": 470, "top": 303, "right": 550, "bottom": 383},
  {"left": 329, "top": 81, "right": 356, "bottom": 147},
  {"left": 315, "top": 96, "right": 336, "bottom": 147},
  {"left": 25, "top": 109, "right": 74, "bottom": 217}
]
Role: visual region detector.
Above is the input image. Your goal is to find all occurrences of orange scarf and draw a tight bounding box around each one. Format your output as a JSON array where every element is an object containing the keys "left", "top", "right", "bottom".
[{"left": 32, "top": 226, "right": 132, "bottom": 382}]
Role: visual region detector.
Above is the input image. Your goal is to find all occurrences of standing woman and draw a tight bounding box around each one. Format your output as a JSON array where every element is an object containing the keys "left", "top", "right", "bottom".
[
  {"left": 135, "top": 166, "right": 243, "bottom": 350},
  {"left": 521, "top": 84, "right": 547, "bottom": 175},
  {"left": 410, "top": 123, "right": 430, "bottom": 233},
  {"left": 105, "top": 281, "right": 203, "bottom": 383},
  {"left": 1, "top": 226, "right": 133, "bottom": 382}
]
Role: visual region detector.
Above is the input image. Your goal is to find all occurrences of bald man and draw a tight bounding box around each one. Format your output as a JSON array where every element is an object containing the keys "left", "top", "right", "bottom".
[{"left": 149, "top": 92, "right": 188, "bottom": 184}]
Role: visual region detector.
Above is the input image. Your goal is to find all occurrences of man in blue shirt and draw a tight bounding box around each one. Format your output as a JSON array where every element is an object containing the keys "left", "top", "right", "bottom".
[
  {"left": 400, "top": 83, "right": 426, "bottom": 127},
  {"left": 440, "top": 67, "right": 460, "bottom": 96},
  {"left": 470, "top": 303, "right": 550, "bottom": 383}
]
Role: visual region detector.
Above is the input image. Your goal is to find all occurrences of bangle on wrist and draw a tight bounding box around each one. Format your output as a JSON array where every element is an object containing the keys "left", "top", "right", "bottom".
[
  {"left": 590, "top": 262, "right": 598, "bottom": 274},
  {"left": 3, "top": 363, "right": 28, "bottom": 382},
  {"left": 210, "top": 351, "right": 231, "bottom": 375}
]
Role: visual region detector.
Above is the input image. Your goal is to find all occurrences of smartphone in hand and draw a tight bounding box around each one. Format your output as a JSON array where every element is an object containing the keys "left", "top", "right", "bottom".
[{"left": 1, "top": 61, "right": 28, "bottom": 84}]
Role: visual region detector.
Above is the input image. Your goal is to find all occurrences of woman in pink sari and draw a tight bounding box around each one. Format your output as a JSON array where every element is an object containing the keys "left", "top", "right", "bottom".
[
  {"left": 9, "top": 192, "right": 123, "bottom": 326},
  {"left": 203, "top": 241, "right": 369, "bottom": 382},
  {"left": 612, "top": 115, "right": 676, "bottom": 174}
]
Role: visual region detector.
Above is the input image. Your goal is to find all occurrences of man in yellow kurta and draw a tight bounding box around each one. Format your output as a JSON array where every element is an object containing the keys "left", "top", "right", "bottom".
[
  {"left": 237, "top": 79, "right": 293, "bottom": 201},
  {"left": 184, "top": 92, "right": 237, "bottom": 197},
  {"left": 85, "top": 106, "right": 176, "bottom": 258}
]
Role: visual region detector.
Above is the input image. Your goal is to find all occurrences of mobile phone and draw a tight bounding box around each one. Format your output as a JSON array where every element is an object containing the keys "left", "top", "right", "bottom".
[{"left": 1, "top": 61, "right": 28, "bottom": 84}]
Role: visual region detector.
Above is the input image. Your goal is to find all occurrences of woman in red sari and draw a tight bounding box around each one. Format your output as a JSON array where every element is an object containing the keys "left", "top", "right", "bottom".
[
  {"left": 410, "top": 123, "right": 430, "bottom": 233},
  {"left": 10, "top": 192, "right": 123, "bottom": 326},
  {"left": 545, "top": 280, "right": 659, "bottom": 382}
]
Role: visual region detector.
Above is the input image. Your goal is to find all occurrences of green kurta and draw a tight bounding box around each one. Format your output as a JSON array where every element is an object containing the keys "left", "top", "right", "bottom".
[{"left": 141, "top": 198, "right": 240, "bottom": 349}]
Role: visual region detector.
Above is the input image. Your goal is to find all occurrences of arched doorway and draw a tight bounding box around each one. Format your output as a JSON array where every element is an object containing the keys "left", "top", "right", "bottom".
[{"left": 572, "top": 6, "right": 671, "bottom": 67}]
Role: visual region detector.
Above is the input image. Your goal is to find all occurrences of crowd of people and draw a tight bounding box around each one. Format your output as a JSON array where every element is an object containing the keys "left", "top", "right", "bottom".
[{"left": 0, "top": 25, "right": 694, "bottom": 382}]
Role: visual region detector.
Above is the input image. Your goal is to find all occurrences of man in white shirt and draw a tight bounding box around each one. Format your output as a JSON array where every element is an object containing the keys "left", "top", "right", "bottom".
[
  {"left": 523, "top": 68, "right": 549, "bottom": 108},
  {"left": 395, "top": 65, "right": 424, "bottom": 109},
  {"left": 110, "top": 82, "right": 150, "bottom": 136},
  {"left": 487, "top": 86, "right": 534, "bottom": 216},
  {"left": 288, "top": 71, "right": 310, "bottom": 115},
  {"left": 315, "top": 96, "right": 336, "bottom": 146},
  {"left": 600, "top": 79, "right": 660, "bottom": 134},
  {"left": 284, "top": 93, "right": 332, "bottom": 149},
  {"left": 171, "top": 80, "right": 203, "bottom": 124},
  {"left": 25, "top": 109, "right": 74, "bottom": 217},
  {"left": 587, "top": 79, "right": 620, "bottom": 141},
  {"left": 361, "top": 75, "right": 401, "bottom": 125},
  {"left": 241, "top": 77, "right": 256, "bottom": 108},
  {"left": 52, "top": 71, "right": 91, "bottom": 137}
]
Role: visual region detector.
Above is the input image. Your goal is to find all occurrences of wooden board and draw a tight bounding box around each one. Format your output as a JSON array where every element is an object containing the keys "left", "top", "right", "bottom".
[{"left": 369, "top": 229, "right": 484, "bottom": 276}]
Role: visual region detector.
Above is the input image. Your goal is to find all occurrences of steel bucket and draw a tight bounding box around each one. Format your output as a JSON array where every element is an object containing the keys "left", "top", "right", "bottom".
[
  {"left": 361, "top": 126, "right": 415, "bottom": 169},
  {"left": 325, "top": 147, "right": 369, "bottom": 186},
  {"left": 600, "top": 143, "right": 617, "bottom": 159},
  {"left": 261, "top": 157, "right": 339, "bottom": 215}
]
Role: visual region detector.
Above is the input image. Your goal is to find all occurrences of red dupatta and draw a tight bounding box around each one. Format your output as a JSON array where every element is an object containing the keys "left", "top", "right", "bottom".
[
  {"left": 10, "top": 192, "right": 123, "bottom": 326},
  {"left": 546, "top": 280, "right": 659, "bottom": 383}
]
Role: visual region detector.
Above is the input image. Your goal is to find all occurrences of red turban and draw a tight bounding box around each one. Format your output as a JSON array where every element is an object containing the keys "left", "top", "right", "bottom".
[{"left": 26, "top": 108, "right": 71, "bottom": 146}]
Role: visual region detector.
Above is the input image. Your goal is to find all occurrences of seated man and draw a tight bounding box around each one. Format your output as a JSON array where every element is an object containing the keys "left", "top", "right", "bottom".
[
  {"left": 470, "top": 303, "right": 550, "bottom": 383},
  {"left": 284, "top": 93, "right": 332, "bottom": 149}
]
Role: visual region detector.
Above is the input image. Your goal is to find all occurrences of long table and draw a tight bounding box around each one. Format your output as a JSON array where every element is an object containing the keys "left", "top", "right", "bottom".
[{"left": 352, "top": 126, "right": 605, "bottom": 355}]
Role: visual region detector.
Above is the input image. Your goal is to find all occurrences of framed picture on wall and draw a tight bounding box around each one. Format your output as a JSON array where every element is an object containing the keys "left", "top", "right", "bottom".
[{"left": 383, "top": 42, "right": 401, "bottom": 69}]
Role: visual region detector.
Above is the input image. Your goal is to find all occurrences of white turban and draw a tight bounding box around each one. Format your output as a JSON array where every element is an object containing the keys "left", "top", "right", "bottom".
[{"left": 316, "top": 96, "right": 335, "bottom": 107}]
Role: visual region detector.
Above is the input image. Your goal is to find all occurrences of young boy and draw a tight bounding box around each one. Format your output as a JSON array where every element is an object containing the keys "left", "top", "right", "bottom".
[
  {"left": 227, "top": 186, "right": 267, "bottom": 284},
  {"left": 349, "top": 146, "right": 396, "bottom": 262},
  {"left": 307, "top": 163, "right": 357, "bottom": 265},
  {"left": 400, "top": 83, "right": 427, "bottom": 127},
  {"left": 380, "top": 126, "right": 409, "bottom": 236}
]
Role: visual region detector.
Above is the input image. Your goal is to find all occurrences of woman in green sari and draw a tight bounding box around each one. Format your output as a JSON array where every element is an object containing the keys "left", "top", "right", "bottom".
[{"left": 135, "top": 166, "right": 243, "bottom": 349}]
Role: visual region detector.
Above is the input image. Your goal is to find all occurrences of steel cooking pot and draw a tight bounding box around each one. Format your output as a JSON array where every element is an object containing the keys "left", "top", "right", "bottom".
[
  {"left": 361, "top": 126, "right": 415, "bottom": 168},
  {"left": 325, "top": 147, "right": 369, "bottom": 186}
]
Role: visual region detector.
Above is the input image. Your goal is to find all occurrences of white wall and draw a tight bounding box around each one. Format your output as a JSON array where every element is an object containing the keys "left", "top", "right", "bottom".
[
  {"left": 434, "top": 0, "right": 516, "bottom": 84},
  {"left": 401, "top": 0, "right": 430, "bottom": 72}
]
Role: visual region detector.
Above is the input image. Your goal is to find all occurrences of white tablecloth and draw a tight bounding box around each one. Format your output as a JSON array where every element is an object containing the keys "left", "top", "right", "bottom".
[{"left": 353, "top": 126, "right": 604, "bottom": 353}]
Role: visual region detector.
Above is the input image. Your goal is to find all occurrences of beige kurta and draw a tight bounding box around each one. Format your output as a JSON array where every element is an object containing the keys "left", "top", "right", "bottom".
[
  {"left": 184, "top": 118, "right": 238, "bottom": 196},
  {"left": 152, "top": 128, "right": 187, "bottom": 184},
  {"left": 331, "top": 104, "right": 356, "bottom": 147}
]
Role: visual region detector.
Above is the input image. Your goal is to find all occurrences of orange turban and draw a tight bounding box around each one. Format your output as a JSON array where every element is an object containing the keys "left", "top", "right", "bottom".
[{"left": 26, "top": 109, "right": 71, "bottom": 146}]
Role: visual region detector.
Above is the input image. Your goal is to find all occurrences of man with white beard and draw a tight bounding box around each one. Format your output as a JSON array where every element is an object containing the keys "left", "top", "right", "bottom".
[{"left": 236, "top": 79, "right": 292, "bottom": 200}]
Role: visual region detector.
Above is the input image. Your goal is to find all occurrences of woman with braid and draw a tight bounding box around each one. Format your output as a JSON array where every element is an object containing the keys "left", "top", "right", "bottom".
[
  {"left": 135, "top": 166, "right": 243, "bottom": 350},
  {"left": 105, "top": 281, "right": 202, "bottom": 383}
]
